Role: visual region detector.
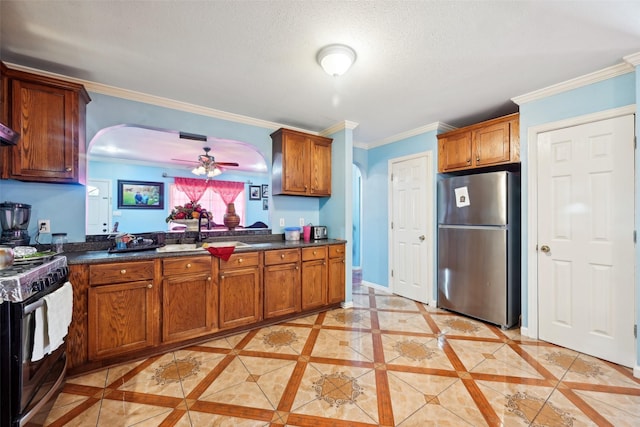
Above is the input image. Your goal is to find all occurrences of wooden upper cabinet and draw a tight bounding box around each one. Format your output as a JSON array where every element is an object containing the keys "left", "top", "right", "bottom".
[
  {"left": 438, "top": 113, "right": 519, "bottom": 173},
  {"left": 271, "top": 128, "right": 332, "bottom": 197},
  {"left": 2, "top": 65, "right": 90, "bottom": 184}
]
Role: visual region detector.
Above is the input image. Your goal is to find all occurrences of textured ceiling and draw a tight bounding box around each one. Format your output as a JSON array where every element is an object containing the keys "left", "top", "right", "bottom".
[{"left": 1, "top": 1, "right": 639, "bottom": 153}]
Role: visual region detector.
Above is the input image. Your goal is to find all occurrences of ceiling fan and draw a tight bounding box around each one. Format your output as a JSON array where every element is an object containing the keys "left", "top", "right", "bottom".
[{"left": 172, "top": 146, "right": 239, "bottom": 178}]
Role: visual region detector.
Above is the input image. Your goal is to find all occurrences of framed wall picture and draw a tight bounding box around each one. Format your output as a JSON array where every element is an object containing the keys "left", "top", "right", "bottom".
[
  {"left": 117, "top": 180, "right": 164, "bottom": 209},
  {"left": 249, "top": 185, "right": 261, "bottom": 200},
  {"left": 262, "top": 198, "right": 268, "bottom": 210},
  {"left": 261, "top": 184, "right": 269, "bottom": 198}
]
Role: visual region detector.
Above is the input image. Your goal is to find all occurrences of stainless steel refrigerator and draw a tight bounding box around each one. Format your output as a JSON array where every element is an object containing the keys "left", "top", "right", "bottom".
[{"left": 437, "top": 171, "right": 521, "bottom": 329}]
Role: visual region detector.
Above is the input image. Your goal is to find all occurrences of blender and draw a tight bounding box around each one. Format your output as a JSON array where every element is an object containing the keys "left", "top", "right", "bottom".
[{"left": 0, "top": 202, "right": 32, "bottom": 246}]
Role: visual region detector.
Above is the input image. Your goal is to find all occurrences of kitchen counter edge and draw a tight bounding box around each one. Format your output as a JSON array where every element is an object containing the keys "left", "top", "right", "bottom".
[{"left": 64, "top": 239, "right": 347, "bottom": 265}]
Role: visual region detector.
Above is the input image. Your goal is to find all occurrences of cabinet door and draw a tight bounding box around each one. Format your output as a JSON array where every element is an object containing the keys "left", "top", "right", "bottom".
[
  {"left": 162, "top": 273, "right": 216, "bottom": 343},
  {"left": 8, "top": 79, "right": 84, "bottom": 183},
  {"left": 310, "top": 139, "right": 332, "bottom": 196},
  {"left": 438, "top": 132, "right": 473, "bottom": 172},
  {"left": 88, "top": 280, "right": 156, "bottom": 360},
  {"left": 473, "top": 121, "right": 511, "bottom": 167},
  {"left": 264, "top": 262, "right": 301, "bottom": 319},
  {"left": 301, "top": 259, "right": 327, "bottom": 310},
  {"left": 219, "top": 267, "right": 262, "bottom": 329},
  {"left": 282, "top": 132, "right": 309, "bottom": 194},
  {"left": 328, "top": 257, "right": 346, "bottom": 304}
]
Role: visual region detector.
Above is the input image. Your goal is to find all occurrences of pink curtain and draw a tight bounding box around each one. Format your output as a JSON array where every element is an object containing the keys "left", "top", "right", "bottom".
[
  {"left": 174, "top": 177, "right": 209, "bottom": 203},
  {"left": 210, "top": 180, "right": 244, "bottom": 205}
]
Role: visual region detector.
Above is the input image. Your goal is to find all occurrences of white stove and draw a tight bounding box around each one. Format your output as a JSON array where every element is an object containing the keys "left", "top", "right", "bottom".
[{"left": 0, "top": 256, "right": 68, "bottom": 303}]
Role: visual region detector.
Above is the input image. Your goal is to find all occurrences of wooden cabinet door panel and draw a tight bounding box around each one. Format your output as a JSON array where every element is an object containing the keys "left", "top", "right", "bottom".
[
  {"left": 219, "top": 267, "right": 262, "bottom": 329},
  {"left": 301, "top": 259, "right": 327, "bottom": 310},
  {"left": 328, "top": 257, "right": 346, "bottom": 304},
  {"left": 162, "top": 273, "right": 215, "bottom": 343},
  {"left": 88, "top": 280, "right": 156, "bottom": 360},
  {"left": 438, "top": 132, "right": 473, "bottom": 172},
  {"left": 264, "top": 263, "right": 301, "bottom": 319},
  {"left": 474, "top": 121, "right": 510, "bottom": 166},
  {"left": 282, "top": 131, "right": 309, "bottom": 194},
  {"left": 310, "top": 140, "right": 332, "bottom": 196}
]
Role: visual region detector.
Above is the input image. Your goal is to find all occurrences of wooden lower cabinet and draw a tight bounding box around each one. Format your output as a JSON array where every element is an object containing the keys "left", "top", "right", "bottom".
[
  {"left": 161, "top": 256, "right": 216, "bottom": 343},
  {"left": 88, "top": 280, "right": 157, "bottom": 360},
  {"left": 301, "top": 246, "right": 327, "bottom": 310},
  {"left": 87, "top": 261, "right": 157, "bottom": 361},
  {"left": 218, "top": 252, "right": 262, "bottom": 329},
  {"left": 264, "top": 249, "right": 301, "bottom": 319},
  {"left": 328, "top": 244, "right": 346, "bottom": 304},
  {"left": 70, "top": 242, "right": 347, "bottom": 375}
]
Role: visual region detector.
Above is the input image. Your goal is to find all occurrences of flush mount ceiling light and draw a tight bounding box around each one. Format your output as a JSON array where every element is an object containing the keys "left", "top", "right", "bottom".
[{"left": 317, "top": 44, "right": 356, "bottom": 77}]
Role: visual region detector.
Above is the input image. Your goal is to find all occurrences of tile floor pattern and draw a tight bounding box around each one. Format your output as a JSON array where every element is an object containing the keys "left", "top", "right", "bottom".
[{"left": 40, "top": 283, "right": 640, "bottom": 426}]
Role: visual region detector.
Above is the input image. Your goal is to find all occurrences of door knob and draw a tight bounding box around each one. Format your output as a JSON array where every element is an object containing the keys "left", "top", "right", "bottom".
[
  {"left": 419, "top": 235, "right": 426, "bottom": 241},
  {"left": 540, "top": 245, "right": 550, "bottom": 253}
]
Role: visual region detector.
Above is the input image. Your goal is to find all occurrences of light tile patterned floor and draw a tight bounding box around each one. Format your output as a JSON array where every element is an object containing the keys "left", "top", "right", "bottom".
[{"left": 41, "top": 283, "right": 640, "bottom": 426}]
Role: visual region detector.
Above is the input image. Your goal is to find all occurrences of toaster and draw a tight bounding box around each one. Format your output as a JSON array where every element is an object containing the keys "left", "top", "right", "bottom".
[{"left": 311, "top": 226, "right": 328, "bottom": 240}]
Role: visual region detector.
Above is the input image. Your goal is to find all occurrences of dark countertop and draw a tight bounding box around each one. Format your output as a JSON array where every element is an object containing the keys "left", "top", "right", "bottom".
[{"left": 64, "top": 239, "right": 346, "bottom": 265}]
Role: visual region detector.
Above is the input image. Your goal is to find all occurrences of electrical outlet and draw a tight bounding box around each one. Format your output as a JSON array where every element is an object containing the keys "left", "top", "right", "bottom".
[
  {"left": 279, "top": 218, "right": 285, "bottom": 227},
  {"left": 299, "top": 218, "right": 305, "bottom": 226},
  {"left": 38, "top": 219, "right": 51, "bottom": 233}
]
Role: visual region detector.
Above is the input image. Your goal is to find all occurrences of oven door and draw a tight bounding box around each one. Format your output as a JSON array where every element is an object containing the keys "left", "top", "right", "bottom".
[{"left": 10, "top": 288, "right": 67, "bottom": 426}]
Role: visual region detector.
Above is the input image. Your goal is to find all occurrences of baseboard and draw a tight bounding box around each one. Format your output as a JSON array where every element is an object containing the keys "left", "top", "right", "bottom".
[
  {"left": 520, "top": 326, "right": 530, "bottom": 338},
  {"left": 634, "top": 364, "right": 640, "bottom": 379},
  {"left": 361, "top": 280, "right": 391, "bottom": 293},
  {"left": 340, "top": 301, "right": 354, "bottom": 309}
]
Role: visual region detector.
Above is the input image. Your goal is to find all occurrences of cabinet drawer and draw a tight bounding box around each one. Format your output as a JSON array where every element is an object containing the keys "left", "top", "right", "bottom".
[
  {"left": 302, "top": 246, "right": 327, "bottom": 261},
  {"left": 163, "top": 257, "right": 211, "bottom": 276},
  {"left": 219, "top": 252, "right": 260, "bottom": 269},
  {"left": 328, "top": 244, "right": 346, "bottom": 259},
  {"left": 89, "top": 261, "right": 154, "bottom": 285},
  {"left": 264, "top": 249, "right": 300, "bottom": 265}
]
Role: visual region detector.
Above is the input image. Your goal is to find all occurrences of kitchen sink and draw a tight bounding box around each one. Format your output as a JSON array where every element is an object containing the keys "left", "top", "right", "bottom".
[
  {"left": 155, "top": 241, "right": 252, "bottom": 253},
  {"left": 155, "top": 244, "right": 205, "bottom": 253},
  {"left": 203, "top": 241, "right": 252, "bottom": 248}
]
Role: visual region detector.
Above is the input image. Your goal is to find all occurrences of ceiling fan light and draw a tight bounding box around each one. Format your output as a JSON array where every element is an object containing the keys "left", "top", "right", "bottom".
[
  {"left": 207, "top": 167, "right": 222, "bottom": 177},
  {"left": 317, "top": 44, "right": 356, "bottom": 77}
]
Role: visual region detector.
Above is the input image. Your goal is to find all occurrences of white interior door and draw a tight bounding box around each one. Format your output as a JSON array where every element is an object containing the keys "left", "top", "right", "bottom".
[
  {"left": 537, "top": 114, "right": 635, "bottom": 367},
  {"left": 87, "top": 179, "right": 112, "bottom": 235},
  {"left": 390, "top": 152, "right": 433, "bottom": 303}
]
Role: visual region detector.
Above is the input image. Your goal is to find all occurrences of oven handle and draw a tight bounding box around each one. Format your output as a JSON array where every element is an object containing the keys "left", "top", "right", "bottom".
[{"left": 24, "top": 299, "right": 45, "bottom": 316}]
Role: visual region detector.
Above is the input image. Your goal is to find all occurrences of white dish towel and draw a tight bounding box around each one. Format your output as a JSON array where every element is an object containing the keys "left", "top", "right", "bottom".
[
  {"left": 32, "top": 281, "right": 73, "bottom": 362},
  {"left": 44, "top": 281, "right": 74, "bottom": 353}
]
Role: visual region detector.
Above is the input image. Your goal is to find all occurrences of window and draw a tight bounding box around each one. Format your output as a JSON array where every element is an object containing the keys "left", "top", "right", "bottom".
[{"left": 169, "top": 184, "right": 246, "bottom": 226}]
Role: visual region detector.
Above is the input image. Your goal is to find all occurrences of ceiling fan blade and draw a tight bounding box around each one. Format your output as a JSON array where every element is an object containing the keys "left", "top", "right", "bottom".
[
  {"left": 215, "top": 162, "right": 239, "bottom": 167},
  {"left": 171, "top": 158, "right": 198, "bottom": 163}
]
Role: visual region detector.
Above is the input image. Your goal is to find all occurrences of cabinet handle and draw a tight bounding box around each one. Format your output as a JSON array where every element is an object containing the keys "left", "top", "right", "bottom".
[
  {"left": 281, "top": 254, "right": 285, "bottom": 259},
  {"left": 476, "top": 154, "right": 480, "bottom": 162},
  {"left": 186, "top": 263, "right": 192, "bottom": 268},
  {"left": 147, "top": 284, "right": 153, "bottom": 289},
  {"left": 220, "top": 275, "right": 225, "bottom": 279},
  {"left": 120, "top": 269, "right": 127, "bottom": 274},
  {"left": 238, "top": 258, "right": 243, "bottom": 263},
  {"left": 65, "top": 167, "right": 72, "bottom": 172},
  {"left": 467, "top": 159, "right": 471, "bottom": 164},
  {"left": 207, "top": 276, "right": 212, "bottom": 281},
  {"left": 342, "top": 260, "right": 345, "bottom": 263},
  {"left": 313, "top": 250, "right": 317, "bottom": 255},
  {"left": 296, "top": 266, "right": 299, "bottom": 270}
]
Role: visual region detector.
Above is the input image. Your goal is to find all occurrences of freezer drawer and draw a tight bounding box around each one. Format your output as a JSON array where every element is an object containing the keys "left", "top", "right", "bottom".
[{"left": 438, "top": 226, "right": 518, "bottom": 328}]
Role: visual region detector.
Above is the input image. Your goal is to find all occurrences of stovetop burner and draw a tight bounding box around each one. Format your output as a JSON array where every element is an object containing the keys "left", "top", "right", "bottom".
[{"left": 0, "top": 256, "right": 68, "bottom": 303}]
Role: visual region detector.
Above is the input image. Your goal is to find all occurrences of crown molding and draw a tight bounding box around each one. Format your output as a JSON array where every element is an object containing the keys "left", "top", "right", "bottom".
[
  {"left": 512, "top": 62, "right": 634, "bottom": 105},
  {"left": 4, "top": 62, "right": 316, "bottom": 135},
  {"left": 364, "top": 121, "right": 455, "bottom": 150},
  {"left": 320, "top": 120, "right": 360, "bottom": 138},
  {"left": 623, "top": 52, "right": 640, "bottom": 66}
]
